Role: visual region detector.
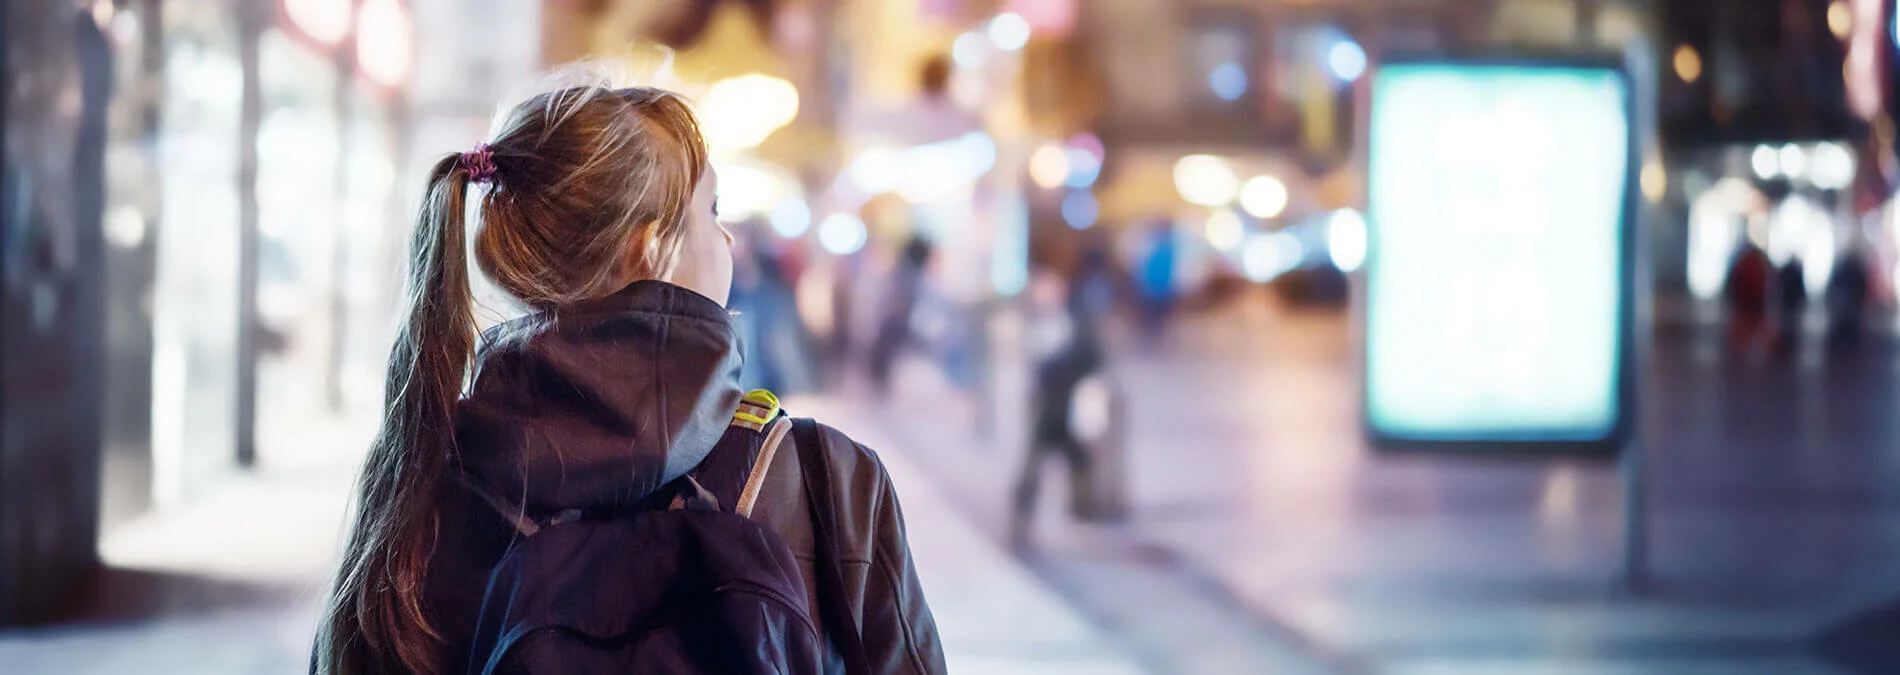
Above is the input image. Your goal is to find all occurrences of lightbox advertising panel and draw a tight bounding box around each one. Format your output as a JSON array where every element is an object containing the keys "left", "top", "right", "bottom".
[{"left": 1364, "top": 59, "right": 1635, "bottom": 454}]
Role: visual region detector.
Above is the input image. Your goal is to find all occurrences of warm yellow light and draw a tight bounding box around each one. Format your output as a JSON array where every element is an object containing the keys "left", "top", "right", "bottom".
[
  {"left": 699, "top": 74, "right": 801, "bottom": 156},
  {"left": 1174, "top": 155, "right": 1239, "bottom": 207},
  {"left": 1239, "top": 175, "right": 1289, "bottom": 219},
  {"left": 713, "top": 161, "right": 790, "bottom": 221},
  {"left": 1672, "top": 45, "right": 1702, "bottom": 84},
  {"left": 1640, "top": 160, "right": 1666, "bottom": 202},
  {"left": 1827, "top": 1, "right": 1852, "bottom": 39},
  {"left": 1029, "top": 143, "right": 1070, "bottom": 190},
  {"left": 1205, "top": 210, "right": 1244, "bottom": 251}
]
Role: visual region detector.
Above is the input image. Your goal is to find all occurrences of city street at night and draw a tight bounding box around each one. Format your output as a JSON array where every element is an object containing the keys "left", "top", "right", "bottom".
[
  {"left": 817, "top": 294, "right": 1900, "bottom": 674},
  {"left": 7, "top": 0, "right": 1900, "bottom": 673},
  {"left": 10, "top": 297, "right": 1899, "bottom": 674}
]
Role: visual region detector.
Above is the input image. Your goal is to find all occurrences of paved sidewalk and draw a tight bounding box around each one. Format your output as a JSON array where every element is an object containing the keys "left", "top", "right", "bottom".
[
  {"left": 805, "top": 373, "right": 1343, "bottom": 675},
  {"left": 785, "top": 395, "right": 1147, "bottom": 675}
]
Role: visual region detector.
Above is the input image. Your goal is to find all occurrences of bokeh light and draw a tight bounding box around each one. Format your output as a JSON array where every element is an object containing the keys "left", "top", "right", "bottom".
[
  {"left": 1061, "top": 191, "right": 1098, "bottom": 229},
  {"left": 1327, "top": 208, "right": 1367, "bottom": 273},
  {"left": 1750, "top": 144, "right": 1780, "bottom": 179},
  {"left": 846, "top": 145, "right": 903, "bottom": 195},
  {"left": 1029, "top": 143, "right": 1070, "bottom": 190},
  {"left": 988, "top": 13, "right": 1030, "bottom": 52},
  {"left": 1209, "top": 62, "right": 1247, "bottom": 101},
  {"left": 1242, "top": 231, "right": 1303, "bottom": 282},
  {"left": 284, "top": 0, "right": 350, "bottom": 46},
  {"left": 699, "top": 74, "right": 801, "bottom": 156},
  {"left": 1673, "top": 45, "right": 1702, "bottom": 83},
  {"left": 1640, "top": 159, "right": 1666, "bottom": 202},
  {"left": 714, "top": 162, "right": 787, "bottom": 221},
  {"left": 1174, "top": 155, "right": 1240, "bottom": 207},
  {"left": 770, "top": 198, "right": 811, "bottom": 239},
  {"left": 952, "top": 32, "right": 989, "bottom": 70},
  {"left": 1328, "top": 38, "right": 1366, "bottom": 83},
  {"left": 818, "top": 213, "right": 868, "bottom": 255},
  {"left": 1778, "top": 143, "right": 1807, "bottom": 180},
  {"left": 1204, "top": 210, "right": 1245, "bottom": 252},
  {"left": 1826, "top": 1, "right": 1852, "bottom": 39},
  {"left": 1238, "top": 175, "right": 1289, "bottom": 219},
  {"left": 1809, "top": 141, "right": 1856, "bottom": 190},
  {"left": 1063, "top": 147, "right": 1101, "bottom": 188},
  {"left": 356, "top": 0, "right": 412, "bottom": 88}
]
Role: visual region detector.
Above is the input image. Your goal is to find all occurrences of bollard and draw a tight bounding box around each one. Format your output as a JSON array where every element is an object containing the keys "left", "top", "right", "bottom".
[{"left": 1070, "top": 372, "right": 1128, "bottom": 523}]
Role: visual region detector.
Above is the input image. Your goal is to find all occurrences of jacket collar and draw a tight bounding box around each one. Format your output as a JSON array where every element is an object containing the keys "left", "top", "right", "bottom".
[{"left": 454, "top": 280, "right": 743, "bottom": 513}]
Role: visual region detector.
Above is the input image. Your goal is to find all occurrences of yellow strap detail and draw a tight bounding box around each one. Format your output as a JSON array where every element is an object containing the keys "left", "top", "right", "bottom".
[
  {"left": 732, "top": 389, "right": 780, "bottom": 431},
  {"left": 742, "top": 389, "right": 780, "bottom": 410}
]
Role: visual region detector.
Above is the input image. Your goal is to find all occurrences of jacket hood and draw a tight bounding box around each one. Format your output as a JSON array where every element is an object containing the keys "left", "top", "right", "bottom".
[{"left": 454, "top": 280, "right": 743, "bottom": 514}]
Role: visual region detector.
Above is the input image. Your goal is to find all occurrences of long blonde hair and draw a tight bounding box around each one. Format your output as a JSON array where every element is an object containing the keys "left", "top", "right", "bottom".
[{"left": 314, "top": 77, "right": 707, "bottom": 674}]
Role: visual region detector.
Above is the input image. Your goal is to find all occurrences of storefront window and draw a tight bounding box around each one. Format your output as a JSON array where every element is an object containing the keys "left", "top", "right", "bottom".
[
  {"left": 252, "top": 28, "right": 405, "bottom": 463},
  {"left": 254, "top": 28, "right": 342, "bottom": 451},
  {"left": 1186, "top": 17, "right": 1254, "bottom": 109},
  {"left": 151, "top": 0, "right": 243, "bottom": 506},
  {"left": 1272, "top": 21, "right": 1359, "bottom": 158},
  {"left": 100, "top": 0, "right": 162, "bottom": 529},
  {"left": 336, "top": 85, "right": 401, "bottom": 416}
]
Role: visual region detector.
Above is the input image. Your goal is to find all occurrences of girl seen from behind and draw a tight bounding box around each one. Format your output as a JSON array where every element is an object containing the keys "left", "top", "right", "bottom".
[{"left": 314, "top": 71, "right": 945, "bottom": 675}]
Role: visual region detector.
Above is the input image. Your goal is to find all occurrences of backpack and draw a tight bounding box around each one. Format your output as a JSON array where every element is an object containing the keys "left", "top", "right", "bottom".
[{"left": 463, "top": 391, "right": 872, "bottom": 675}]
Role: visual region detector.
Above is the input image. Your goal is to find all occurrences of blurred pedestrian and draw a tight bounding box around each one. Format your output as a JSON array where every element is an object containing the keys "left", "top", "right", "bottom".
[
  {"left": 315, "top": 79, "right": 944, "bottom": 674},
  {"left": 729, "top": 227, "right": 814, "bottom": 394},
  {"left": 1826, "top": 244, "right": 1870, "bottom": 351},
  {"left": 1774, "top": 258, "right": 1807, "bottom": 356},
  {"left": 1725, "top": 242, "right": 1773, "bottom": 358},
  {"left": 1133, "top": 218, "right": 1178, "bottom": 346},
  {"left": 869, "top": 234, "right": 933, "bottom": 392},
  {"left": 1010, "top": 254, "right": 1111, "bottom": 550}
]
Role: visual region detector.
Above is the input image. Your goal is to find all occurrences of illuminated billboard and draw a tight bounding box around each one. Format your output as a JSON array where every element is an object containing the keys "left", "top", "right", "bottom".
[{"left": 1363, "top": 57, "right": 1637, "bottom": 455}]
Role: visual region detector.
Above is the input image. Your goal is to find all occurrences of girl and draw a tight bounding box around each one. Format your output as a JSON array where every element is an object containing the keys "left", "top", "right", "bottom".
[{"left": 315, "top": 78, "right": 944, "bottom": 674}]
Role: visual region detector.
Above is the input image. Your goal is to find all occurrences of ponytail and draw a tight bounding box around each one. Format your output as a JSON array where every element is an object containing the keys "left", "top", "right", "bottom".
[
  {"left": 317, "top": 154, "right": 478, "bottom": 674},
  {"left": 318, "top": 74, "right": 711, "bottom": 673}
]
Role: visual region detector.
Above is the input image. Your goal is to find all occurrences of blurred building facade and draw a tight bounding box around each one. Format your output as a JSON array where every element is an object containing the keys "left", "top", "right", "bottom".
[
  {"left": 1, "top": 0, "right": 502, "bottom": 623},
  {"left": 2, "top": 0, "right": 113, "bottom": 624},
  {"left": 1001, "top": 0, "right": 1663, "bottom": 300},
  {"left": 91, "top": 0, "right": 423, "bottom": 527},
  {"left": 1658, "top": 0, "right": 1899, "bottom": 306}
]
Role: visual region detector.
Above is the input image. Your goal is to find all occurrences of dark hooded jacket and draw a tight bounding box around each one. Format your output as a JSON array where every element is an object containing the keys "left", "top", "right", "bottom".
[{"left": 426, "top": 280, "right": 946, "bottom": 673}]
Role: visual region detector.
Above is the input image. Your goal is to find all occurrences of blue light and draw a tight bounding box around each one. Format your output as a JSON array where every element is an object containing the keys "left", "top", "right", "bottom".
[
  {"left": 1061, "top": 191, "right": 1098, "bottom": 229},
  {"left": 1209, "top": 62, "right": 1247, "bottom": 101},
  {"left": 991, "top": 193, "right": 1028, "bottom": 296},
  {"left": 1328, "top": 39, "right": 1366, "bottom": 83},
  {"left": 770, "top": 199, "right": 811, "bottom": 239},
  {"left": 960, "top": 131, "right": 997, "bottom": 177},
  {"left": 1063, "top": 147, "right": 1100, "bottom": 188}
]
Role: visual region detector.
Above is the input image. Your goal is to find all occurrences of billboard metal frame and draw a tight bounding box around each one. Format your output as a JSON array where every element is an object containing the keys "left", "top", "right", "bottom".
[{"left": 1353, "top": 52, "right": 1653, "bottom": 589}]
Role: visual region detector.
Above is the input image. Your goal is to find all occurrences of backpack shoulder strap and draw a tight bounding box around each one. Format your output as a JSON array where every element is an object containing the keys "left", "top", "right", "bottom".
[
  {"left": 792, "top": 417, "right": 873, "bottom": 675},
  {"left": 734, "top": 416, "right": 792, "bottom": 518}
]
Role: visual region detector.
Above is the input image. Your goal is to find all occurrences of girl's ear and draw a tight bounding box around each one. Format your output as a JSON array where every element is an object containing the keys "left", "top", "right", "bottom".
[{"left": 620, "top": 220, "right": 664, "bottom": 283}]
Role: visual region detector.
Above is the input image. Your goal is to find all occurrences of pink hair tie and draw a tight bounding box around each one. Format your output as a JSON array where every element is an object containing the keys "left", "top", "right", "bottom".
[{"left": 462, "top": 142, "right": 498, "bottom": 184}]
